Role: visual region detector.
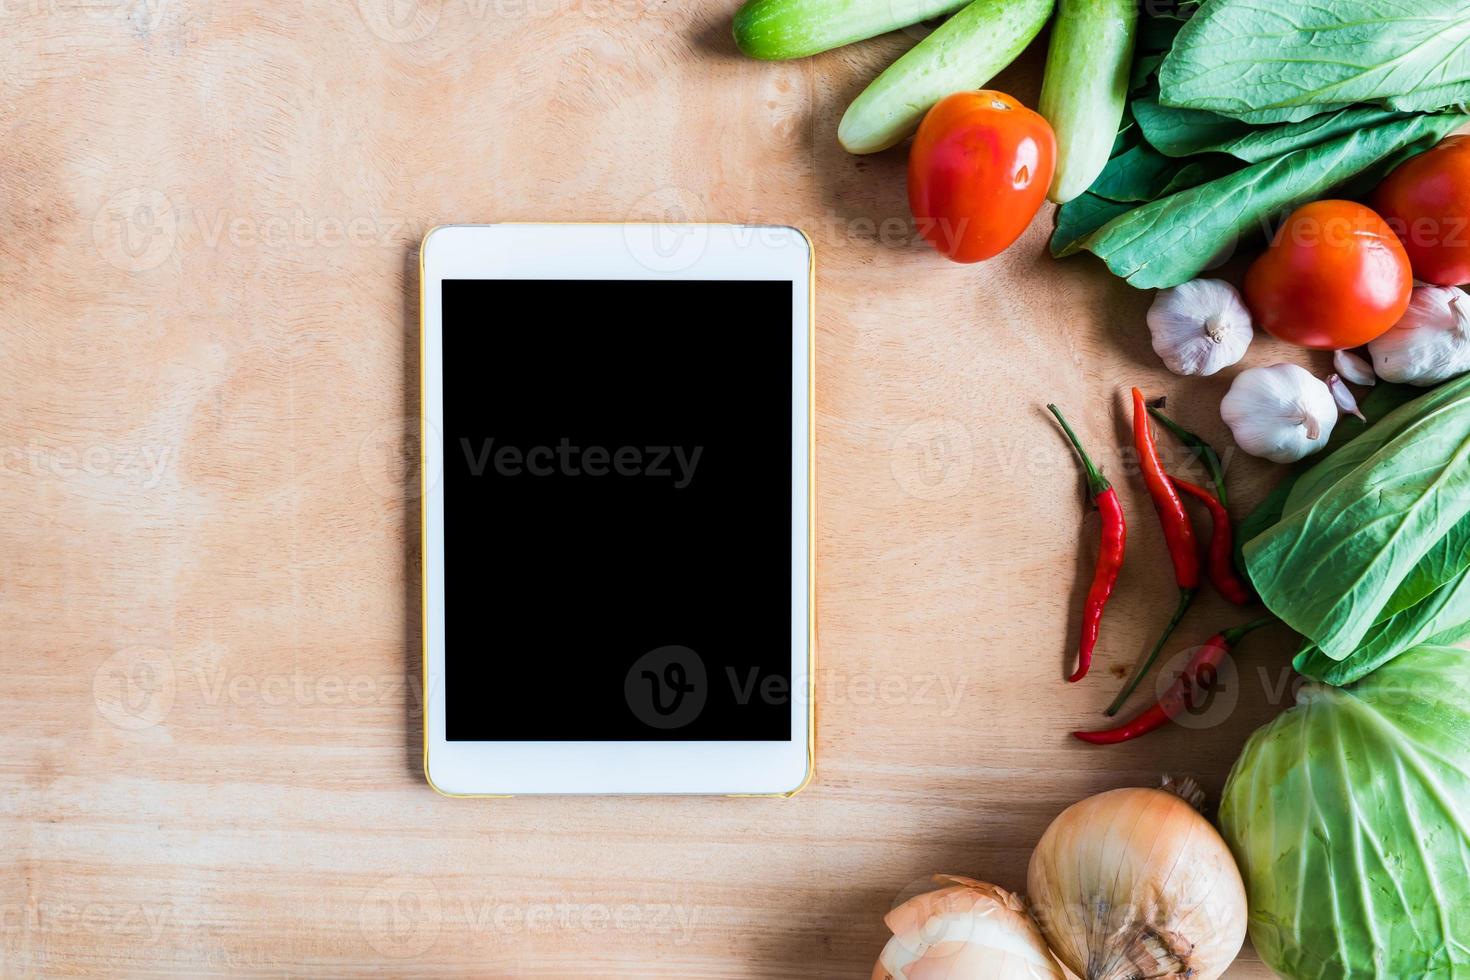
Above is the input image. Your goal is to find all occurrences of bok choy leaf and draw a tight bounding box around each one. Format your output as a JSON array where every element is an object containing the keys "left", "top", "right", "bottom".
[
  {"left": 1068, "top": 112, "right": 1463, "bottom": 289},
  {"left": 1159, "top": 0, "right": 1470, "bottom": 122},
  {"left": 1244, "top": 372, "right": 1470, "bottom": 663}
]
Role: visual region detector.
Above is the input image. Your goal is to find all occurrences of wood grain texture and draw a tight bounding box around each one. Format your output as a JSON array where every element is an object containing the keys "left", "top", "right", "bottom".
[{"left": 0, "top": 1, "right": 1320, "bottom": 975}]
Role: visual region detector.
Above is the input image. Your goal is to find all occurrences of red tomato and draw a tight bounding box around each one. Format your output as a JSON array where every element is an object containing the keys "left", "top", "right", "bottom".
[
  {"left": 908, "top": 91, "right": 1055, "bottom": 263},
  {"left": 1243, "top": 200, "right": 1412, "bottom": 350},
  {"left": 1372, "top": 134, "right": 1470, "bottom": 285}
]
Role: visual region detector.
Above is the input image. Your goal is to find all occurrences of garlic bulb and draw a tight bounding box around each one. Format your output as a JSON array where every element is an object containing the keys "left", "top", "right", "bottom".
[
  {"left": 1221, "top": 363, "right": 1336, "bottom": 463},
  {"left": 873, "top": 876, "right": 1064, "bottom": 980},
  {"left": 1147, "top": 279, "right": 1253, "bottom": 376},
  {"left": 1368, "top": 284, "right": 1470, "bottom": 385},
  {"left": 1027, "top": 779, "right": 1247, "bottom": 980}
]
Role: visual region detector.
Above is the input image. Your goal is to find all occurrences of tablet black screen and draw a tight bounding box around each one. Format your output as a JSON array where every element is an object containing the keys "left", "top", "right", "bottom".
[{"left": 441, "top": 279, "right": 795, "bottom": 741}]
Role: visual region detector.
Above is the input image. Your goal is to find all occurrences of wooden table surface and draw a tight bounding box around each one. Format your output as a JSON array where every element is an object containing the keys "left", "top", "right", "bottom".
[{"left": 2, "top": 2, "right": 1316, "bottom": 975}]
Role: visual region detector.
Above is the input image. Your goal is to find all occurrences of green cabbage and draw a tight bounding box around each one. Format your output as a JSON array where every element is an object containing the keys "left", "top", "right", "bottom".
[{"left": 1220, "top": 645, "right": 1470, "bottom": 978}]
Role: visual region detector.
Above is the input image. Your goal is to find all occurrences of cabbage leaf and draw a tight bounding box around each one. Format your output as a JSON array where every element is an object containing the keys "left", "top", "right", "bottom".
[{"left": 1221, "top": 645, "right": 1470, "bottom": 978}]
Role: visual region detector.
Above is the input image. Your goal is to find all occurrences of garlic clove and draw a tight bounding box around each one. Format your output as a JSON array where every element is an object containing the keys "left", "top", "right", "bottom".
[
  {"left": 1326, "top": 373, "right": 1366, "bottom": 421},
  {"left": 1221, "top": 364, "right": 1337, "bottom": 463},
  {"left": 1333, "top": 348, "right": 1376, "bottom": 386},
  {"left": 1147, "top": 279, "right": 1253, "bottom": 377},
  {"left": 1368, "top": 285, "right": 1470, "bottom": 386}
]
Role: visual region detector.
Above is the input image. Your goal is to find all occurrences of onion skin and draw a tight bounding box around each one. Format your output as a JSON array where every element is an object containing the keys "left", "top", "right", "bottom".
[
  {"left": 1026, "top": 786, "right": 1247, "bottom": 980},
  {"left": 873, "top": 876, "right": 1065, "bottom": 980}
]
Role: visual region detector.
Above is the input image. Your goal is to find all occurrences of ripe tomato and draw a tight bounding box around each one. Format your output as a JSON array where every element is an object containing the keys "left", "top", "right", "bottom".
[
  {"left": 1372, "top": 134, "right": 1470, "bottom": 285},
  {"left": 1243, "top": 200, "right": 1412, "bottom": 350},
  {"left": 908, "top": 91, "right": 1055, "bottom": 263}
]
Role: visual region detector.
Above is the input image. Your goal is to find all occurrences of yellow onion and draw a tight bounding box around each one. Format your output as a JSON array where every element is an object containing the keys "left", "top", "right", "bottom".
[
  {"left": 872, "top": 875, "right": 1065, "bottom": 980},
  {"left": 1026, "top": 778, "right": 1246, "bottom": 980}
]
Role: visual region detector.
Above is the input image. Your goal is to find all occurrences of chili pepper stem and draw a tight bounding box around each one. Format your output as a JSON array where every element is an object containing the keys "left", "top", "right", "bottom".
[
  {"left": 1107, "top": 587, "right": 1197, "bottom": 716},
  {"left": 1047, "top": 404, "right": 1110, "bottom": 498},
  {"left": 1222, "top": 616, "right": 1276, "bottom": 646},
  {"left": 1147, "top": 404, "right": 1230, "bottom": 510}
]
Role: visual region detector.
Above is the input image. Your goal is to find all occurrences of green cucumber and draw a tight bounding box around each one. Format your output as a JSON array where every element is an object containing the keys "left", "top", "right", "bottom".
[
  {"left": 732, "top": 0, "right": 970, "bottom": 61},
  {"left": 1038, "top": 0, "right": 1138, "bottom": 202},
  {"left": 837, "top": 0, "right": 1053, "bottom": 155}
]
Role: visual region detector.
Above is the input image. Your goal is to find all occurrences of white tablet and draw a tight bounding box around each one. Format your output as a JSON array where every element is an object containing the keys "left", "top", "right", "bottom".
[{"left": 420, "top": 223, "right": 813, "bottom": 796}]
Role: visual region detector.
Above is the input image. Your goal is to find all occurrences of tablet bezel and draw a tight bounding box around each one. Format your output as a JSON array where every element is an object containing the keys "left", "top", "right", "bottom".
[{"left": 420, "top": 223, "right": 813, "bottom": 796}]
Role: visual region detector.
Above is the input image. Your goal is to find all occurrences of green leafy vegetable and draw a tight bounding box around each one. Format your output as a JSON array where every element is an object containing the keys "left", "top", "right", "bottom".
[
  {"left": 1221, "top": 645, "right": 1470, "bottom": 978},
  {"left": 1233, "top": 477, "right": 1293, "bottom": 579},
  {"left": 1230, "top": 380, "right": 1466, "bottom": 687},
  {"left": 1052, "top": 145, "right": 1235, "bottom": 252},
  {"left": 1063, "top": 112, "right": 1463, "bottom": 288},
  {"left": 1050, "top": 100, "right": 1237, "bottom": 256},
  {"left": 1292, "top": 515, "right": 1470, "bottom": 686},
  {"left": 1244, "top": 371, "right": 1470, "bottom": 663},
  {"left": 1085, "top": 142, "right": 1233, "bottom": 203},
  {"left": 1286, "top": 486, "right": 1470, "bottom": 686},
  {"left": 1282, "top": 371, "right": 1470, "bottom": 518},
  {"left": 1234, "top": 383, "right": 1420, "bottom": 578},
  {"left": 1127, "top": 97, "right": 1250, "bottom": 159},
  {"left": 1050, "top": 192, "right": 1133, "bottom": 256},
  {"left": 1159, "top": 0, "right": 1470, "bottom": 122},
  {"left": 1055, "top": 0, "right": 1470, "bottom": 289},
  {"left": 1293, "top": 569, "right": 1470, "bottom": 685},
  {"left": 1085, "top": 143, "right": 1175, "bottom": 202},
  {"left": 1364, "top": 514, "right": 1470, "bottom": 625},
  {"left": 1133, "top": 99, "right": 1414, "bottom": 163}
]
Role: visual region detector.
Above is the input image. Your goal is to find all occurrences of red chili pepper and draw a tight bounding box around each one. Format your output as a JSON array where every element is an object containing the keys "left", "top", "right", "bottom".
[
  {"left": 1074, "top": 618, "right": 1273, "bottom": 744},
  {"left": 1107, "top": 388, "right": 1201, "bottom": 716},
  {"left": 1132, "top": 388, "right": 1199, "bottom": 589},
  {"left": 1048, "top": 404, "right": 1127, "bottom": 683},
  {"left": 1146, "top": 404, "right": 1231, "bottom": 510},
  {"left": 1171, "top": 475, "right": 1254, "bottom": 606}
]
